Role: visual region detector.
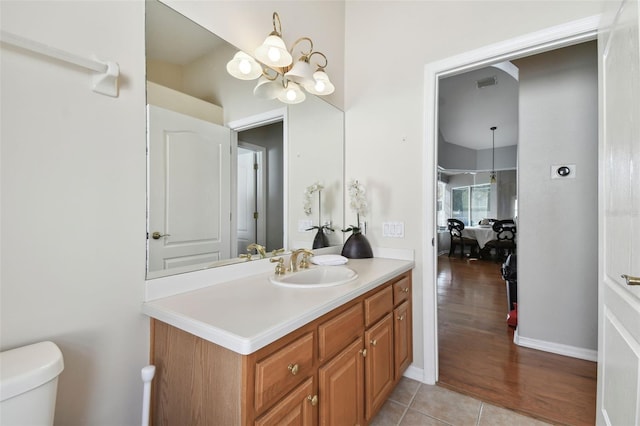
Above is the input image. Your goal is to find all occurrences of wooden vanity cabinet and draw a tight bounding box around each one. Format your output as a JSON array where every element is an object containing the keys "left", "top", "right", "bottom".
[
  {"left": 391, "top": 274, "right": 413, "bottom": 380},
  {"left": 149, "top": 270, "right": 412, "bottom": 426}
]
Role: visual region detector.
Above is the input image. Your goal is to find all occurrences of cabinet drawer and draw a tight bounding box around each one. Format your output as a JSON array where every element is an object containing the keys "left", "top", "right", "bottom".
[
  {"left": 318, "top": 303, "right": 364, "bottom": 362},
  {"left": 393, "top": 273, "right": 412, "bottom": 305},
  {"left": 364, "top": 286, "right": 393, "bottom": 327},
  {"left": 254, "top": 332, "right": 314, "bottom": 413}
]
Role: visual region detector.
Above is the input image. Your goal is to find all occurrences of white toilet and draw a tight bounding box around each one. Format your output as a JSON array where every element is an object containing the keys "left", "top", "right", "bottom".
[{"left": 0, "top": 341, "right": 64, "bottom": 425}]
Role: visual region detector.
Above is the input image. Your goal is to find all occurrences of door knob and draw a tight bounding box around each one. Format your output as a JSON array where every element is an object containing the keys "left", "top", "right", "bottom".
[
  {"left": 621, "top": 274, "right": 640, "bottom": 286},
  {"left": 152, "top": 231, "right": 170, "bottom": 240}
]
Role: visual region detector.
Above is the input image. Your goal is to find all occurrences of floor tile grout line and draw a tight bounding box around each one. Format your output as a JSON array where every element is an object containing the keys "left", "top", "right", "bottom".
[{"left": 395, "top": 381, "right": 422, "bottom": 425}]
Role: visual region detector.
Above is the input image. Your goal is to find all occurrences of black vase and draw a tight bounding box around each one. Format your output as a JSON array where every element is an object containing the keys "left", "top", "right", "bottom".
[
  {"left": 312, "top": 227, "right": 329, "bottom": 249},
  {"left": 341, "top": 230, "right": 373, "bottom": 258}
]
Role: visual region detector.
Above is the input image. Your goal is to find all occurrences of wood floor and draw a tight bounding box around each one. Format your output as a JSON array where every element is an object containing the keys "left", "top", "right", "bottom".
[{"left": 436, "top": 255, "right": 597, "bottom": 426}]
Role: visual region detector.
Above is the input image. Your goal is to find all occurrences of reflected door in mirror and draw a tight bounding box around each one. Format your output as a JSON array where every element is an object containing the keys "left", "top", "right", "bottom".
[{"left": 148, "top": 105, "right": 231, "bottom": 272}]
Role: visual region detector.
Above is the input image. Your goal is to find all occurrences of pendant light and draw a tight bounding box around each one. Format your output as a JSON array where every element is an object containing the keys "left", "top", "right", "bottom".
[
  {"left": 226, "top": 12, "right": 334, "bottom": 104},
  {"left": 490, "top": 126, "right": 497, "bottom": 183}
]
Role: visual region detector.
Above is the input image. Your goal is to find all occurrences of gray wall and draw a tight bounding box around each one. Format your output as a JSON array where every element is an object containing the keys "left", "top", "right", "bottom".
[{"left": 515, "top": 41, "right": 598, "bottom": 351}]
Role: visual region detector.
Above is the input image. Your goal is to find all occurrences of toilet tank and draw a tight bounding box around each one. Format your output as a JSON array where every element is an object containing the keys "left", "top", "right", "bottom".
[{"left": 0, "top": 341, "right": 64, "bottom": 426}]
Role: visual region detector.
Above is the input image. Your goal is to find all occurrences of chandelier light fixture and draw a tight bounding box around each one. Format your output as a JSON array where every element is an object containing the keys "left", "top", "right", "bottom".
[
  {"left": 490, "top": 126, "right": 497, "bottom": 183},
  {"left": 226, "top": 12, "right": 334, "bottom": 104}
]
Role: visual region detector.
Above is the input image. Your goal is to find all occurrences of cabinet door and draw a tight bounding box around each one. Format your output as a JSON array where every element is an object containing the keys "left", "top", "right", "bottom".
[
  {"left": 255, "top": 377, "right": 317, "bottom": 426},
  {"left": 394, "top": 301, "right": 413, "bottom": 380},
  {"left": 318, "top": 338, "right": 364, "bottom": 426},
  {"left": 364, "top": 314, "right": 394, "bottom": 421}
]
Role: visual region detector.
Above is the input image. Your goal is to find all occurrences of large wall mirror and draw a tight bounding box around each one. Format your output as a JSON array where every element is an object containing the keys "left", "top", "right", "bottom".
[{"left": 146, "top": 0, "right": 345, "bottom": 279}]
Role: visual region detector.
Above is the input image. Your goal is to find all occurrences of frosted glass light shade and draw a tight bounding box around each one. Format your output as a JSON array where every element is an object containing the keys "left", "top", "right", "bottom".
[
  {"left": 304, "top": 70, "right": 335, "bottom": 95},
  {"left": 253, "top": 76, "right": 283, "bottom": 100},
  {"left": 284, "top": 59, "right": 313, "bottom": 85},
  {"left": 254, "top": 35, "right": 292, "bottom": 68},
  {"left": 277, "top": 81, "right": 305, "bottom": 104},
  {"left": 226, "top": 51, "right": 262, "bottom": 80}
]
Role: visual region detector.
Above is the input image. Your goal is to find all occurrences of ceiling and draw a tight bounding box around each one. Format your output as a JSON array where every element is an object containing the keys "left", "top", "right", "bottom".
[{"left": 438, "top": 63, "right": 519, "bottom": 150}]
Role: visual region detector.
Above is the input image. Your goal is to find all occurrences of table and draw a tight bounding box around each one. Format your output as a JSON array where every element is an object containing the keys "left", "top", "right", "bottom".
[{"left": 462, "top": 225, "right": 497, "bottom": 249}]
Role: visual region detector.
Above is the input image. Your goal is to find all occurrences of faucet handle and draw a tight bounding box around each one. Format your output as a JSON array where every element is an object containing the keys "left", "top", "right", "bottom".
[
  {"left": 270, "top": 257, "right": 286, "bottom": 275},
  {"left": 239, "top": 253, "right": 252, "bottom": 262},
  {"left": 248, "top": 243, "right": 266, "bottom": 258},
  {"left": 300, "top": 251, "right": 314, "bottom": 269},
  {"left": 271, "top": 248, "right": 285, "bottom": 257}
]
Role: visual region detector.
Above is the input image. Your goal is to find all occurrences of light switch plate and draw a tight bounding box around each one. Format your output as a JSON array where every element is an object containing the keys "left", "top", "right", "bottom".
[{"left": 383, "top": 222, "right": 405, "bottom": 238}]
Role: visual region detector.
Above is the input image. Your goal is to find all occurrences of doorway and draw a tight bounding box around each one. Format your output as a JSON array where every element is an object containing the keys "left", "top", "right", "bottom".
[
  {"left": 229, "top": 109, "right": 287, "bottom": 257},
  {"left": 422, "top": 13, "right": 600, "bottom": 390},
  {"left": 235, "top": 123, "right": 284, "bottom": 255},
  {"left": 430, "top": 34, "right": 600, "bottom": 423}
]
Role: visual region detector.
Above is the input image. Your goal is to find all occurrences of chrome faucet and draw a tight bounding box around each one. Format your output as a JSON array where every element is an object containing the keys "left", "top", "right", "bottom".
[
  {"left": 247, "top": 243, "right": 266, "bottom": 259},
  {"left": 288, "top": 249, "right": 314, "bottom": 272}
]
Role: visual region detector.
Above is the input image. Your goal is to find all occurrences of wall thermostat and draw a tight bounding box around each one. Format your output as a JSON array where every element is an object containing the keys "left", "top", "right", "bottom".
[{"left": 551, "top": 164, "right": 576, "bottom": 179}]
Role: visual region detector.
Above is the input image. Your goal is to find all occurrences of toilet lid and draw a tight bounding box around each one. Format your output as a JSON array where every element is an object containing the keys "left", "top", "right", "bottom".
[{"left": 0, "top": 341, "right": 64, "bottom": 401}]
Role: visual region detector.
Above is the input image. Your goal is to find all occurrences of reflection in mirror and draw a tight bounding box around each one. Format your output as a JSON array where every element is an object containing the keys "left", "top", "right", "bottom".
[{"left": 145, "top": 0, "right": 344, "bottom": 279}]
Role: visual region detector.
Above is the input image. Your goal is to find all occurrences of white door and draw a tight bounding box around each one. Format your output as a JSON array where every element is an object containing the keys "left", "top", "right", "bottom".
[
  {"left": 236, "top": 147, "right": 257, "bottom": 254},
  {"left": 147, "top": 105, "right": 231, "bottom": 272},
  {"left": 597, "top": 0, "right": 640, "bottom": 424},
  {"left": 236, "top": 143, "right": 267, "bottom": 255}
]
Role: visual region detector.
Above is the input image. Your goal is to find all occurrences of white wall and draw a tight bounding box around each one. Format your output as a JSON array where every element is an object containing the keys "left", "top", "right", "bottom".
[
  {"left": 344, "top": 1, "right": 604, "bottom": 375},
  {"left": 515, "top": 41, "right": 598, "bottom": 353},
  {"left": 0, "top": 1, "right": 148, "bottom": 424}
]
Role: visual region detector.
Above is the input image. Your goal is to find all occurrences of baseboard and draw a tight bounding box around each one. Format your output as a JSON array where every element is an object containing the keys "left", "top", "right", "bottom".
[
  {"left": 514, "top": 329, "right": 597, "bottom": 362},
  {"left": 402, "top": 364, "right": 428, "bottom": 383}
]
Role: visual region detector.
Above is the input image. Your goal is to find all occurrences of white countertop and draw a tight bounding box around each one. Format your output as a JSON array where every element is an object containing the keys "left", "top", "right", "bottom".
[{"left": 142, "top": 257, "right": 414, "bottom": 355}]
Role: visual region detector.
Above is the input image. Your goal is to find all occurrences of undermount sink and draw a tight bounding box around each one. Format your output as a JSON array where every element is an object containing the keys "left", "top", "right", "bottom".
[{"left": 270, "top": 266, "right": 358, "bottom": 288}]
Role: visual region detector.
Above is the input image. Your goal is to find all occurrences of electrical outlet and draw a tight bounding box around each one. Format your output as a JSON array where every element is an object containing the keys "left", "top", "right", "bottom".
[{"left": 359, "top": 221, "right": 367, "bottom": 235}]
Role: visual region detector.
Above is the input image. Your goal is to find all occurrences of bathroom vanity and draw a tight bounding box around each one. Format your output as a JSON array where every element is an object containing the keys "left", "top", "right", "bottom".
[{"left": 143, "top": 257, "right": 414, "bottom": 425}]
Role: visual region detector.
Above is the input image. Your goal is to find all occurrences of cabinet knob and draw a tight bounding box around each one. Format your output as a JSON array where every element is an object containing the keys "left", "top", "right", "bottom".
[
  {"left": 288, "top": 363, "right": 299, "bottom": 375},
  {"left": 402, "top": 287, "right": 409, "bottom": 293},
  {"left": 359, "top": 348, "right": 367, "bottom": 357},
  {"left": 307, "top": 395, "right": 318, "bottom": 406},
  {"left": 397, "top": 315, "right": 405, "bottom": 321},
  {"left": 370, "top": 339, "right": 377, "bottom": 346}
]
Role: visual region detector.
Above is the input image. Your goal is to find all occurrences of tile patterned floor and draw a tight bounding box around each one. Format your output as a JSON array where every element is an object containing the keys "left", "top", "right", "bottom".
[{"left": 370, "top": 378, "right": 552, "bottom": 426}]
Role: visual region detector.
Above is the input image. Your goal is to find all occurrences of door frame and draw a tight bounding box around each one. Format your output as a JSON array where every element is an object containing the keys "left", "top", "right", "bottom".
[
  {"left": 421, "top": 15, "right": 600, "bottom": 384},
  {"left": 228, "top": 108, "right": 288, "bottom": 253}
]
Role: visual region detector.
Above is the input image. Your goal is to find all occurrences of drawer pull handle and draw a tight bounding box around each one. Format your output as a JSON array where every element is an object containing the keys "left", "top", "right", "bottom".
[
  {"left": 307, "top": 395, "right": 318, "bottom": 406},
  {"left": 397, "top": 315, "right": 405, "bottom": 321},
  {"left": 288, "top": 363, "right": 299, "bottom": 375},
  {"left": 402, "top": 287, "right": 409, "bottom": 293},
  {"left": 359, "top": 348, "right": 368, "bottom": 357},
  {"left": 370, "top": 339, "right": 377, "bottom": 346}
]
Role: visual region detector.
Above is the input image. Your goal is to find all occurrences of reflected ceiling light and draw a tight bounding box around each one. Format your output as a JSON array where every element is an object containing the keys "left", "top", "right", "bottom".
[
  {"left": 226, "top": 51, "right": 262, "bottom": 80},
  {"left": 490, "top": 126, "right": 497, "bottom": 184},
  {"left": 226, "top": 12, "right": 334, "bottom": 104}
]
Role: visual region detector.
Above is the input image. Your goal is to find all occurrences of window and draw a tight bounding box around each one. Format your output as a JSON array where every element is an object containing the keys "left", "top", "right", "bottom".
[{"left": 451, "top": 184, "right": 491, "bottom": 226}]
